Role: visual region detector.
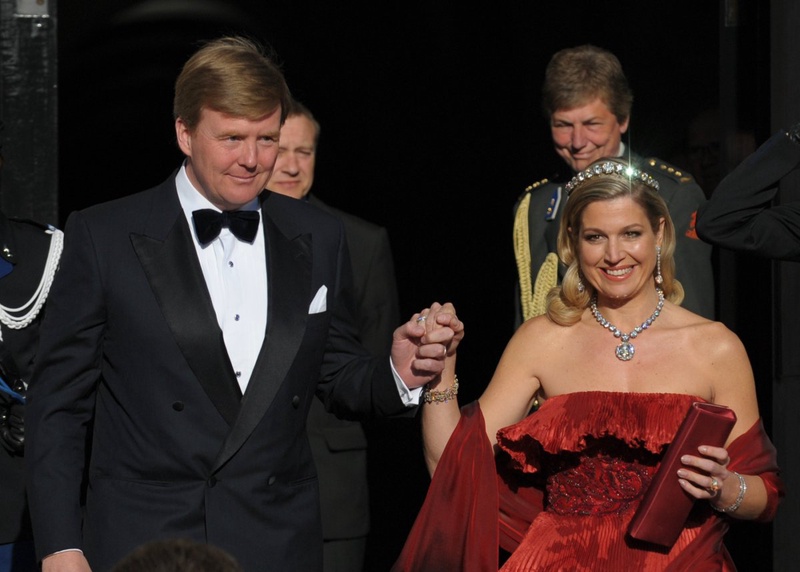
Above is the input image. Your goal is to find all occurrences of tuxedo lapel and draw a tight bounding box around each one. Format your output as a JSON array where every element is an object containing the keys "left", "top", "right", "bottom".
[
  {"left": 214, "top": 208, "right": 312, "bottom": 470},
  {"left": 131, "top": 198, "right": 241, "bottom": 426}
]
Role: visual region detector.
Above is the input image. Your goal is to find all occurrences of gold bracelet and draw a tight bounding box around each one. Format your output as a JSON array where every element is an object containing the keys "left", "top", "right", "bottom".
[
  {"left": 712, "top": 471, "right": 747, "bottom": 513},
  {"left": 422, "top": 376, "right": 459, "bottom": 404}
]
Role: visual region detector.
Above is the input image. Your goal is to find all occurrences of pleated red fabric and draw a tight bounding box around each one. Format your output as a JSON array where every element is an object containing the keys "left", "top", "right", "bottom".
[{"left": 392, "top": 392, "right": 784, "bottom": 572}]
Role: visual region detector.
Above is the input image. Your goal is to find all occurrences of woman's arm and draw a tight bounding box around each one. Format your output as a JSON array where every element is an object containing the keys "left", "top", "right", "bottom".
[
  {"left": 422, "top": 315, "right": 545, "bottom": 477},
  {"left": 678, "top": 323, "right": 781, "bottom": 520}
]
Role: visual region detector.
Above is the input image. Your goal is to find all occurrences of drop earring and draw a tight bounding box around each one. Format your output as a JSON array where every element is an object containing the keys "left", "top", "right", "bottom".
[
  {"left": 655, "top": 246, "right": 663, "bottom": 285},
  {"left": 577, "top": 271, "right": 586, "bottom": 293}
]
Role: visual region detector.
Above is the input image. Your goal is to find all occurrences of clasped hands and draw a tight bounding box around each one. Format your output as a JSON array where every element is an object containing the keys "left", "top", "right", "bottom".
[{"left": 391, "top": 302, "right": 463, "bottom": 390}]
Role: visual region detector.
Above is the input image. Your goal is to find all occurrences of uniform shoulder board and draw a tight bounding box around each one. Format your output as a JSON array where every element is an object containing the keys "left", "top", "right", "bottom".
[
  {"left": 524, "top": 178, "right": 550, "bottom": 193},
  {"left": 642, "top": 158, "right": 695, "bottom": 185},
  {"left": 516, "top": 178, "right": 549, "bottom": 203}
]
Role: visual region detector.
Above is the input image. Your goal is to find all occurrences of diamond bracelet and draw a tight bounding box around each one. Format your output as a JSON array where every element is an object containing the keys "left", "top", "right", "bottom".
[
  {"left": 712, "top": 471, "right": 747, "bottom": 513},
  {"left": 422, "top": 376, "right": 459, "bottom": 404}
]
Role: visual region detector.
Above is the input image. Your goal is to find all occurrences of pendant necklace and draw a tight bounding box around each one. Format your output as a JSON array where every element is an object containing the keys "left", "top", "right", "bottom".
[{"left": 590, "top": 288, "right": 665, "bottom": 361}]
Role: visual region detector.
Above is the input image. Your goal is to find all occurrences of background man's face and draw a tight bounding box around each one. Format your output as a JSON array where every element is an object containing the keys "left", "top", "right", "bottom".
[
  {"left": 550, "top": 98, "right": 629, "bottom": 172},
  {"left": 267, "top": 114, "right": 317, "bottom": 199}
]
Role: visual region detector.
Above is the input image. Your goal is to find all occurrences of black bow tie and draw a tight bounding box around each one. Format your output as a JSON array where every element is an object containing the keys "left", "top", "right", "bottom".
[{"left": 192, "top": 209, "right": 260, "bottom": 246}]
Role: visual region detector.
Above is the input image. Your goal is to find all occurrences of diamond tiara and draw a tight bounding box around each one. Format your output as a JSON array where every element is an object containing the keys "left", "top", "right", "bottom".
[{"left": 564, "top": 160, "right": 660, "bottom": 196}]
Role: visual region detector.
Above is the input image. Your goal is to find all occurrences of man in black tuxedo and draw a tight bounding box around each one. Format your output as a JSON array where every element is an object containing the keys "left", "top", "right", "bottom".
[
  {"left": 696, "top": 122, "right": 800, "bottom": 261},
  {"left": 26, "top": 36, "right": 462, "bottom": 572},
  {"left": 267, "top": 100, "right": 400, "bottom": 571}
]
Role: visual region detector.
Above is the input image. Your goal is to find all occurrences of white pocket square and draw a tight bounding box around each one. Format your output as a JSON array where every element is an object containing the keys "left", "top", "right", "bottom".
[{"left": 309, "top": 285, "right": 327, "bottom": 314}]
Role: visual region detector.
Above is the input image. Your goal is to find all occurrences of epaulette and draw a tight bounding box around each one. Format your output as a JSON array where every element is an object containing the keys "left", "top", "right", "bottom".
[
  {"left": 516, "top": 177, "right": 549, "bottom": 203},
  {"left": 642, "top": 158, "right": 695, "bottom": 185},
  {"left": 517, "top": 179, "right": 550, "bottom": 205},
  {"left": 524, "top": 177, "right": 549, "bottom": 193},
  {"left": 516, "top": 178, "right": 562, "bottom": 221}
]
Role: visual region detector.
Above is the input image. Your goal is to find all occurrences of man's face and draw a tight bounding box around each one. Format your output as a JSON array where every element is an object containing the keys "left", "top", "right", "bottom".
[
  {"left": 550, "top": 98, "right": 629, "bottom": 172},
  {"left": 267, "top": 114, "right": 317, "bottom": 199},
  {"left": 175, "top": 107, "right": 282, "bottom": 210}
]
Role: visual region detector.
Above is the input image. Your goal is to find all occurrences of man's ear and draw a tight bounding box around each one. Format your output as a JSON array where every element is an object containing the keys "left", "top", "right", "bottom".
[{"left": 175, "top": 117, "right": 192, "bottom": 157}]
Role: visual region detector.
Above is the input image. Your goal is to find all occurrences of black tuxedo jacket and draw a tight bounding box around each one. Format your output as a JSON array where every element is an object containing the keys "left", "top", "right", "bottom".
[
  {"left": 696, "top": 129, "right": 800, "bottom": 262},
  {"left": 26, "top": 175, "right": 409, "bottom": 571},
  {"left": 305, "top": 194, "right": 400, "bottom": 541}
]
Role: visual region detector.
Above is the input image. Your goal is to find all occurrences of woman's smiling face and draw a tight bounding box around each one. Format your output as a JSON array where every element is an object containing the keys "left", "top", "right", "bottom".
[{"left": 578, "top": 196, "right": 664, "bottom": 302}]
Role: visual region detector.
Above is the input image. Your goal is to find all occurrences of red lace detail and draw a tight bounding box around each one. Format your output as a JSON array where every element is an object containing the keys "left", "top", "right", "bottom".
[{"left": 548, "top": 455, "right": 653, "bottom": 516}]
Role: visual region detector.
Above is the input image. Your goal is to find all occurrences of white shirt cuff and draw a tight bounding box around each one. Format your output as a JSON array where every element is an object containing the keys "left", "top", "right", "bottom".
[{"left": 390, "top": 358, "right": 422, "bottom": 406}]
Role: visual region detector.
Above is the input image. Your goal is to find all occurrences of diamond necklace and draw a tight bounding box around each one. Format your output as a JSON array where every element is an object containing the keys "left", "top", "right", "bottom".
[{"left": 590, "top": 288, "right": 665, "bottom": 361}]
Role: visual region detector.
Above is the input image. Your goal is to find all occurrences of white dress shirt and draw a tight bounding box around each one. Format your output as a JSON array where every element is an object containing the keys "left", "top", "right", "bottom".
[
  {"left": 176, "top": 165, "right": 267, "bottom": 394},
  {"left": 175, "top": 165, "right": 420, "bottom": 403}
]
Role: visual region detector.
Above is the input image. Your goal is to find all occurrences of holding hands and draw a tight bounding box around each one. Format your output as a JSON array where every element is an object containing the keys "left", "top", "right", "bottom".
[{"left": 391, "top": 302, "right": 464, "bottom": 390}]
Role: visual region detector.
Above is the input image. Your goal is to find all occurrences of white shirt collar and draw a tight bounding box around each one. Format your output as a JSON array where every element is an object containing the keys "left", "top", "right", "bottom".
[{"left": 175, "top": 162, "right": 260, "bottom": 215}]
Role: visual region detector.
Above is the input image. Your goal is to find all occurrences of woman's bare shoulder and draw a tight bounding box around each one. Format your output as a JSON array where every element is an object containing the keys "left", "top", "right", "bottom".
[
  {"left": 505, "top": 313, "right": 579, "bottom": 368},
  {"left": 669, "top": 304, "right": 747, "bottom": 359},
  {"left": 513, "top": 313, "right": 572, "bottom": 340}
]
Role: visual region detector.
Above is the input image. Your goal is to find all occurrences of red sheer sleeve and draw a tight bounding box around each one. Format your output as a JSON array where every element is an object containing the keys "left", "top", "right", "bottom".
[
  {"left": 726, "top": 418, "right": 785, "bottom": 522},
  {"left": 391, "top": 402, "right": 500, "bottom": 572}
]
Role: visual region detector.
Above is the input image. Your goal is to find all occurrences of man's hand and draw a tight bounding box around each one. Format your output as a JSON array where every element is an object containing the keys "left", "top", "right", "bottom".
[
  {"left": 390, "top": 302, "right": 464, "bottom": 389},
  {"left": 42, "top": 550, "right": 91, "bottom": 572}
]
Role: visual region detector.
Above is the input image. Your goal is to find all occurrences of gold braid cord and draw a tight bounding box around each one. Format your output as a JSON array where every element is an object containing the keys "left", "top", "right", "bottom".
[
  {"left": 513, "top": 193, "right": 534, "bottom": 321},
  {"left": 514, "top": 194, "right": 559, "bottom": 321},
  {"left": 531, "top": 253, "right": 558, "bottom": 319}
]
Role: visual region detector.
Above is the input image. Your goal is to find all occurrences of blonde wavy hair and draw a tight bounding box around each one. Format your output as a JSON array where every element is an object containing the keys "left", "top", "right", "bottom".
[{"left": 546, "top": 167, "right": 684, "bottom": 325}]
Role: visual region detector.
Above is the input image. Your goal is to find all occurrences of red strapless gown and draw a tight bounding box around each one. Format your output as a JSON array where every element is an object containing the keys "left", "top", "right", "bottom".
[{"left": 393, "top": 392, "right": 784, "bottom": 572}]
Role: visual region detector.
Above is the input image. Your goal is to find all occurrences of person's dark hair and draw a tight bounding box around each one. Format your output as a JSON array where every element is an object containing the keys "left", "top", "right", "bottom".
[
  {"left": 541, "top": 44, "right": 633, "bottom": 124},
  {"left": 286, "top": 98, "right": 321, "bottom": 146},
  {"left": 111, "top": 538, "right": 243, "bottom": 572},
  {"left": 174, "top": 36, "right": 292, "bottom": 131}
]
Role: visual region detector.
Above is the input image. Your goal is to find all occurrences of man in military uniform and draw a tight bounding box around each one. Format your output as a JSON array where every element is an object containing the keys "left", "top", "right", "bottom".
[
  {"left": 0, "top": 143, "right": 63, "bottom": 571},
  {"left": 513, "top": 44, "right": 714, "bottom": 325}
]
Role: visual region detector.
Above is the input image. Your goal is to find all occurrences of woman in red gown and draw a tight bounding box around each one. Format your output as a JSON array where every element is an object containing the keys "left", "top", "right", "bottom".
[{"left": 395, "top": 158, "right": 784, "bottom": 571}]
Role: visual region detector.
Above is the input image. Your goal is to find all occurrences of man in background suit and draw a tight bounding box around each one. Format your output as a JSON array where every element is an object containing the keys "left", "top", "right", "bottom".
[
  {"left": 26, "top": 36, "right": 462, "bottom": 572},
  {"left": 268, "top": 99, "right": 401, "bottom": 571},
  {"left": 696, "top": 121, "right": 800, "bottom": 261},
  {"left": 513, "top": 44, "right": 714, "bottom": 325}
]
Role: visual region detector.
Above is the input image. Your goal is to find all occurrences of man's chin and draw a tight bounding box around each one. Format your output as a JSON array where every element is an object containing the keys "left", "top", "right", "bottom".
[
  {"left": 569, "top": 157, "right": 597, "bottom": 172},
  {"left": 557, "top": 153, "right": 593, "bottom": 173}
]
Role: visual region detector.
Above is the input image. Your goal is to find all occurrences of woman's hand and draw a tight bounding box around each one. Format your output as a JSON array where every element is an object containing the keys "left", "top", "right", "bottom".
[
  {"left": 677, "top": 444, "right": 735, "bottom": 506},
  {"left": 391, "top": 302, "right": 463, "bottom": 389},
  {"left": 414, "top": 301, "right": 464, "bottom": 358}
]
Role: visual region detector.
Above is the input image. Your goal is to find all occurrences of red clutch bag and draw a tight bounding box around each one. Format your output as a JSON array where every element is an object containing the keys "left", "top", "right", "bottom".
[{"left": 628, "top": 401, "right": 737, "bottom": 547}]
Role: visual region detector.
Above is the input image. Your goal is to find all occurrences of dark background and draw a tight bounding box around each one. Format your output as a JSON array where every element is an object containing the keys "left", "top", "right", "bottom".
[
  {"left": 56, "top": 1, "right": 769, "bottom": 570},
  {"left": 57, "top": 0, "right": 722, "bottom": 394}
]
